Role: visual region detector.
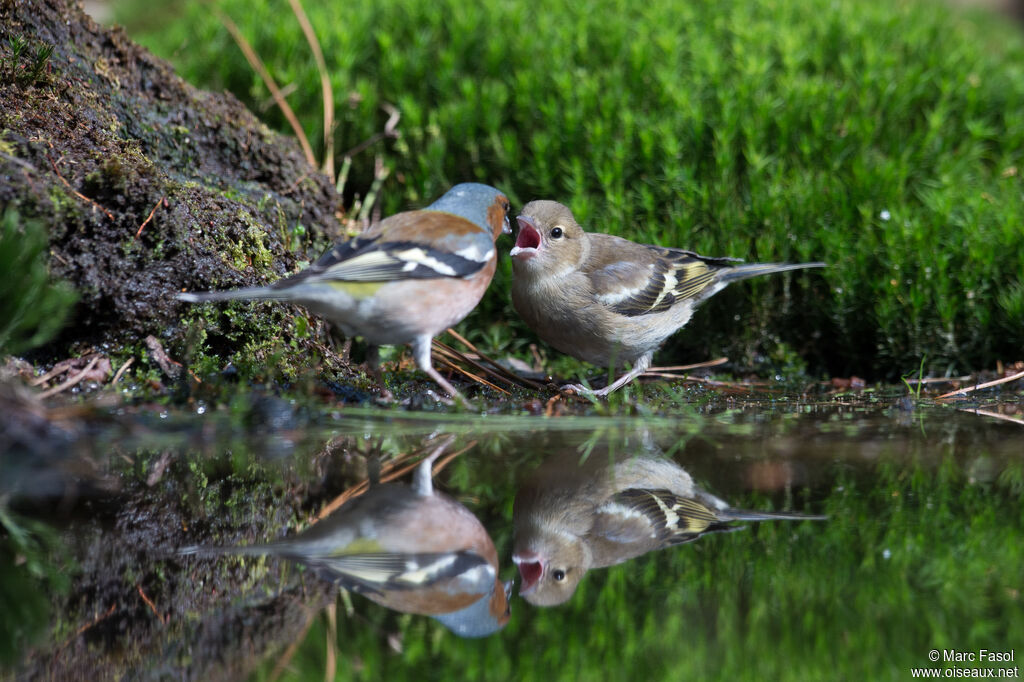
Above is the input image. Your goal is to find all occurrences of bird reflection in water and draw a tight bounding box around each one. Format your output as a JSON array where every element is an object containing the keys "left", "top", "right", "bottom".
[
  {"left": 179, "top": 437, "right": 511, "bottom": 637},
  {"left": 512, "top": 449, "right": 826, "bottom": 606}
]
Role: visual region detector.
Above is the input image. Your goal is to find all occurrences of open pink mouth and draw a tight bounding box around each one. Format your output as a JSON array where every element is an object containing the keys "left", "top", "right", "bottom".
[
  {"left": 515, "top": 558, "right": 543, "bottom": 594},
  {"left": 511, "top": 217, "right": 541, "bottom": 259},
  {"left": 515, "top": 219, "right": 541, "bottom": 249}
]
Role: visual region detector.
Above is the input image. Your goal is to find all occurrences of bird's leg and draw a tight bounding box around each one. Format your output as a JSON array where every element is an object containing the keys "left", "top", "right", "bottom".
[
  {"left": 362, "top": 344, "right": 395, "bottom": 402},
  {"left": 562, "top": 353, "right": 653, "bottom": 398},
  {"left": 411, "top": 335, "right": 472, "bottom": 409},
  {"left": 412, "top": 434, "right": 457, "bottom": 496}
]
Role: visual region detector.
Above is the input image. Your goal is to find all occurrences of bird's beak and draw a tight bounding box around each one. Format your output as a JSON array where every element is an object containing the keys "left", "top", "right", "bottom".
[
  {"left": 510, "top": 215, "right": 541, "bottom": 260},
  {"left": 512, "top": 550, "right": 543, "bottom": 595}
]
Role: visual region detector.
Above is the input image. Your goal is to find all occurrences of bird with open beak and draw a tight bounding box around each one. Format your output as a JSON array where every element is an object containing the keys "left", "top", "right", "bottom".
[
  {"left": 512, "top": 449, "right": 825, "bottom": 607},
  {"left": 509, "top": 200, "right": 824, "bottom": 396}
]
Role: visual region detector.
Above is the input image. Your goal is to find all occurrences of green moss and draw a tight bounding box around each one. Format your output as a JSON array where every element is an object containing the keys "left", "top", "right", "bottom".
[{"left": 122, "top": 0, "right": 1024, "bottom": 379}]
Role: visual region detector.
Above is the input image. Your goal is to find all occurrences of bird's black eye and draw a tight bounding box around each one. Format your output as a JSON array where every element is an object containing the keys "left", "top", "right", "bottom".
[
  {"left": 550, "top": 227, "right": 563, "bottom": 239},
  {"left": 552, "top": 569, "right": 566, "bottom": 581}
]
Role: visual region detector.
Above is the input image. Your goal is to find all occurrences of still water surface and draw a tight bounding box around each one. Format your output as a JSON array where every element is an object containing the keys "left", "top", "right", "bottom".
[{"left": 4, "top": 397, "right": 1022, "bottom": 680}]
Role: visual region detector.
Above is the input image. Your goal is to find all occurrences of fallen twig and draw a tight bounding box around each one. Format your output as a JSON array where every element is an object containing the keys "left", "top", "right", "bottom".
[
  {"left": 936, "top": 368, "right": 1024, "bottom": 400},
  {"left": 46, "top": 151, "right": 115, "bottom": 221},
  {"left": 30, "top": 359, "right": 76, "bottom": 386},
  {"left": 144, "top": 335, "right": 183, "bottom": 380},
  {"left": 137, "top": 585, "right": 166, "bottom": 624},
  {"left": 134, "top": 195, "right": 164, "bottom": 239},
  {"left": 647, "top": 357, "right": 729, "bottom": 373},
  {"left": 38, "top": 355, "right": 100, "bottom": 399},
  {"left": 59, "top": 603, "right": 116, "bottom": 651},
  {"left": 110, "top": 357, "right": 134, "bottom": 385}
]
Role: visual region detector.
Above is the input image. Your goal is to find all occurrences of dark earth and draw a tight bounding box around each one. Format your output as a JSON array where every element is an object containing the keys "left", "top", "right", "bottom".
[{"left": 0, "top": 0, "right": 350, "bottom": 371}]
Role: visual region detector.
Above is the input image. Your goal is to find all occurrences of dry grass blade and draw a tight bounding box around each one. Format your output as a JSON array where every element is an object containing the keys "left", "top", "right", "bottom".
[
  {"left": 444, "top": 327, "right": 545, "bottom": 390},
  {"left": 324, "top": 603, "right": 337, "bottom": 682},
  {"left": 217, "top": 10, "right": 317, "bottom": 169},
  {"left": 936, "top": 368, "right": 1024, "bottom": 400},
  {"left": 433, "top": 339, "right": 519, "bottom": 392},
  {"left": 433, "top": 349, "right": 510, "bottom": 395},
  {"left": 342, "top": 102, "right": 401, "bottom": 160},
  {"left": 286, "top": 0, "right": 334, "bottom": 181},
  {"left": 268, "top": 611, "right": 317, "bottom": 682}
]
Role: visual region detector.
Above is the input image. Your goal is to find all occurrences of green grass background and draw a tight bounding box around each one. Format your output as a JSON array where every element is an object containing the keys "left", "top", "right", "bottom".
[{"left": 118, "top": 0, "right": 1024, "bottom": 379}]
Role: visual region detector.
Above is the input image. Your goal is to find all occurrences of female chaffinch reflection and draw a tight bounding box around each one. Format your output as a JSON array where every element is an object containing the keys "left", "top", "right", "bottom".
[
  {"left": 180, "top": 440, "right": 511, "bottom": 637},
  {"left": 512, "top": 450, "right": 825, "bottom": 606}
]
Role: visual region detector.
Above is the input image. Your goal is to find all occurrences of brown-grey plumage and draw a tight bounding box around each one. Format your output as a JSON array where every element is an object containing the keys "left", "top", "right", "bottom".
[
  {"left": 512, "top": 451, "right": 826, "bottom": 606},
  {"left": 177, "top": 183, "right": 512, "bottom": 405},
  {"left": 179, "top": 439, "right": 512, "bottom": 637},
  {"left": 509, "top": 200, "right": 825, "bottom": 395}
]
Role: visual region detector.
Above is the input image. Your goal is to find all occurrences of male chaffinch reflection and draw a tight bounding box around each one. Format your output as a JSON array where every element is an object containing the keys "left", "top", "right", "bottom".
[
  {"left": 178, "top": 183, "right": 513, "bottom": 405},
  {"left": 509, "top": 200, "right": 825, "bottom": 395},
  {"left": 512, "top": 451, "right": 825, "bottom": 606},
  {"left": 180, "top": 441, "right": 512, "bottom": 638}
]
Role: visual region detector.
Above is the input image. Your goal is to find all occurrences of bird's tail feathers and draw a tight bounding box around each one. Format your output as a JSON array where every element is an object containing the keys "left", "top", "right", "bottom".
[
  {"left": 718, "top": 508, "right": 828, "bottom": 523},
  {"left": 175, "top": 286, "right": 288, "bottom": 303},
  {"left": 717, "top": 261, "right": 826, "bottom": 283},
  {"left": 177, "top": 543, "right": 273, "bottom": 558}
]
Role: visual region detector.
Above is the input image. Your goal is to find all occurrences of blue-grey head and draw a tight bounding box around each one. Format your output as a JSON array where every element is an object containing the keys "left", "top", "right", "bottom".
[
  {"left": 431, "top": 578, "right": 513, "bottom": 638},
  {"left": 427, "top": 183, "right": 512, "bottom": 238}
]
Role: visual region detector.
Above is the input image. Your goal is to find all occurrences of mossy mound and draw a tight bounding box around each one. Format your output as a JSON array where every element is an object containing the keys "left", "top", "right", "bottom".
[{"left": 0, "top": 0, "right": 346, "bottom": 382}]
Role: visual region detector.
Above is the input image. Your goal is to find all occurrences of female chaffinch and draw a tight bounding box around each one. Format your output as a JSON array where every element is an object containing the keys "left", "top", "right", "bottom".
[
  {"left": 512, "top": 450, "right": 825, "bottom": 606},
  {"left": 509, "top": 200, "right": 825, "bottom": 396},
  {"left": 178, "top": 183, "right": 513, "bottom": 404},
  {"left": 180, "top": 440, "right": 512, "bottom": 638}
]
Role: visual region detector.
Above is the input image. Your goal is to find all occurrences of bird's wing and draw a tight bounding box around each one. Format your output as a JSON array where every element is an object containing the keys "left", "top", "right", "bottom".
[
  {"left": 306, "top": 550, "right": 494, "bottom": 595},
  {"left": 271, "top": 211, "right": 493, "bottom": 287},
  {"left": 586, "top": 235, "right": 741, "bottom": 317},
  {"left": 598, "top": 488, "right": 730, "bottom": 545}
]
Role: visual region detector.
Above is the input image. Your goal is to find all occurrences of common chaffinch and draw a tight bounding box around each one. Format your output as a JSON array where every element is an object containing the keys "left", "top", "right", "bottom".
[
  {"left": 179, "top": 441, "right": 512, "bottom": 637},
  {"left": 178, "top": 183, "right": 513, "bottom": 404},
  {"left": 512, "top": 450, "right": 825, "bottom": 606},
  {"left": 509, "top": 200, "right": 825, "bottom": 395}
]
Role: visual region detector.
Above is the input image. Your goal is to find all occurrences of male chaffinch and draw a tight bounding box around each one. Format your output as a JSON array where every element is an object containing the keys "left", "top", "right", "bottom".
[
  {"left": 179, "top": 440, "right": 512, "bottom": 637},
  {"left": 512, "top": 450, "right": 825, "bottom": 606},
  {"left": 509, "top": 200, "right": 825, "bottom": 395},
  {"left": 178, "top": 183, "right": 513, "bottom": 404}
]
